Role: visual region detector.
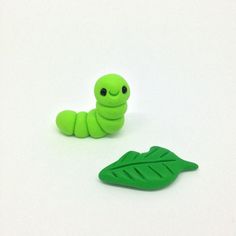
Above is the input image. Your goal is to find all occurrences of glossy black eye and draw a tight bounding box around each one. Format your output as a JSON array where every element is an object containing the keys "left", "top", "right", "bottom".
[
  {"left": 122, "top": 86, "right": 128, "bottom": 94},
  {"left": 100, "top": 88, "right": 107, "bottom": 96}
]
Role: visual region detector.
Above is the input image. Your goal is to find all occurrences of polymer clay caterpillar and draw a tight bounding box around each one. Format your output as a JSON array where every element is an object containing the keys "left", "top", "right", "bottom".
[
  {"left": 99, "top": 146, "right": 198, "bottom": 190},
  {"left": 56, "top": 74, "right": 130, "bottom": 138}
]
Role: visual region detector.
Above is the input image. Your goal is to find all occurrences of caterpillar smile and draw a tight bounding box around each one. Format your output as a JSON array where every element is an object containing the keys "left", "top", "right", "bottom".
[{"left": 109, "top": 91, "right": 119, "bottom": 96}]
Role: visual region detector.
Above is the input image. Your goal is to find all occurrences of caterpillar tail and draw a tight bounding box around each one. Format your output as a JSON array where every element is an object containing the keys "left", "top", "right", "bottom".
[{"left": 56, "top": 110, "right": 106, "bottom": 138}]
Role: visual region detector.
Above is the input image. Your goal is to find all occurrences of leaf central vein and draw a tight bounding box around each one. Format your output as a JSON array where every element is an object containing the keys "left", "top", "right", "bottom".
[{"left": 111, "top": 159, "right": 176, "bottom": 170}]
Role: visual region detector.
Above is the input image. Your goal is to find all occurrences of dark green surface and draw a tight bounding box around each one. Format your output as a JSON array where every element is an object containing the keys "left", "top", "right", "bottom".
[{"left": 99, "top": 146, "right": 198, "bottom": 190}]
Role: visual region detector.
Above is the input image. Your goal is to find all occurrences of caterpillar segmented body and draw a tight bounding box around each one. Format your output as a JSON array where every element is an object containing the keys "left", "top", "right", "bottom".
[{"left": 56, "top": 74, "right": 130, "bottom": 138}]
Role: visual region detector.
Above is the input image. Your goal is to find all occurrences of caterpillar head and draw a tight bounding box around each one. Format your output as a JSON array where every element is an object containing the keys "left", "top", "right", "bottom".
[{"left": 94, "top": 74, "right": 130, "bottom": 107}]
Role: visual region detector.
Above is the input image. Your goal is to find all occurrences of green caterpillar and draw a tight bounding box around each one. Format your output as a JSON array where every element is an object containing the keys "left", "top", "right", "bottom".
[{"left": 56, "top": 74, "right": 130, "bottom": 138}]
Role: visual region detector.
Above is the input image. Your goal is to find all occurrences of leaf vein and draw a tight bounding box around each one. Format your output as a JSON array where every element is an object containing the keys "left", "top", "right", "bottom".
[
  {"left": 123, "top": 170, "right": 134, "bottom": 180},
  {"left": 162, "top": 163, "right": 174, "bottom": 174},
  {"left": 112, "top": 172, "right": 118, "bottom": 177},
  {"left": 148, "top": 166, "right": 163, "bottom": 178},
  {"left": 134, "top": 167, "right": 146, "bottom": 180},
  {"left": 112, "top": 159, "right": 176, "bottom": 170}
]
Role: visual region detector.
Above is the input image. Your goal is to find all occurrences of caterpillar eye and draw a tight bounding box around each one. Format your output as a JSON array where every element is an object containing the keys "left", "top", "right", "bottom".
[
  {"left": 100, "top": 88, "right": 107, "bottom": 96},
  {"left": 122, "top": 86, "right": 128, "bottom": 94}
]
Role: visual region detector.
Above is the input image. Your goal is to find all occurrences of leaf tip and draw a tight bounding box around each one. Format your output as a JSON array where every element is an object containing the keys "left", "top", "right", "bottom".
[
  {"left": 183, "top": 161, "right": 199, "bottom": 171},
  {"left": 98, "top": 169, "right": 105, "bottom": 181}
]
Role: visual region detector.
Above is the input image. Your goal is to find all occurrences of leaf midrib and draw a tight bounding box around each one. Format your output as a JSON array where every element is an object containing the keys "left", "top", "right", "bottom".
[{"left": 111, "top": 159, "right": 176, "bottom": 171}]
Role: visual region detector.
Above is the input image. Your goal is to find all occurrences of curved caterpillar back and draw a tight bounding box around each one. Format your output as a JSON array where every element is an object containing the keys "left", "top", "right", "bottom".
[{"left": 56, "top": 74, "right": 130, "bottom": 138}]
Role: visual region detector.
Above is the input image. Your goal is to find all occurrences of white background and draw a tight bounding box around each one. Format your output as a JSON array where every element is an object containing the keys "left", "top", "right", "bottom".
[{"left": 1, "top": 0, "right": 236, "bottom": 235}]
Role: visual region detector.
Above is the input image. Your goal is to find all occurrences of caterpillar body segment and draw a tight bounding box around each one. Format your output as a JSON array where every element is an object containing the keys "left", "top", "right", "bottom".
[
  {"left": 96, "top": 102, "right": 127, "bottom": 120},
  {"left": 87, "top": 109, "right": 106, "bottom": 138},
  {"left": 74, "top": 111, "right": 89, "bottom": 138},
  {"left": 56, "top": 74, "right": 130, "bottom": 138},
  {"left": 95, "top": 103, "right": 125, "bottom": 134}
]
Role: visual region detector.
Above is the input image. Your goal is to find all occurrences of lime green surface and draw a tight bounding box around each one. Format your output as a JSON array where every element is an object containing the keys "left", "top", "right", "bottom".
[
  {"left": 94, "top": 74, "right": 130, "bottom": 107},
  {"left": 74, "top": 112, "right": 89, "bottom": 138},
  {"left": 99, "top": 146, "right": 198, "bottom": 190},
  {"left": 87, "top": 109, "right": 106, "bottom": 138},
  {"left": 56, "top": 74, "right": 130, "bottom": 138},
  {"left": 56, "top": 110, "right": 76, "bottom": 136}
]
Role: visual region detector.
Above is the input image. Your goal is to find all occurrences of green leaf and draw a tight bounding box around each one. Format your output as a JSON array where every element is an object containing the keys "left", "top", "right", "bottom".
[{"left": 99, "top": 146, "right": 198, "bottom": 190}]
